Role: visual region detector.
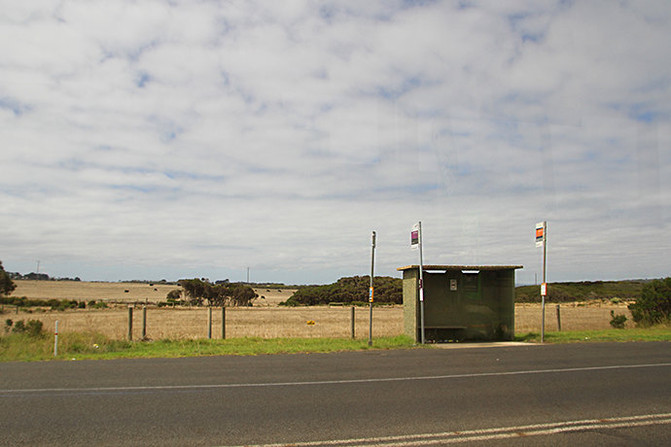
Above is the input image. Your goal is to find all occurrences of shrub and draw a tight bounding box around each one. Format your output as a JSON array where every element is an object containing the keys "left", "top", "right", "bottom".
[
  {"left": 25, "top": 319, "right": 44, "bottom": 337},
  {"left": 12, "top": 319, "right": 45, "bottom": 337},
  {"left": 628, "top": 278, "right": 671, "bottom": 326},
  {"left": 609, "top": 310, "right": 627, "bottom": 329}
]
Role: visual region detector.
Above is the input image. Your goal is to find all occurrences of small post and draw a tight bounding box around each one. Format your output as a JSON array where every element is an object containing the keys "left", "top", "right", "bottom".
[
  {"left": 556, "top": 304, "right": 561, "bottom": 332},
  {"left": 208, "top": 307, "right": 213, "bottom": 339},
  {"left": 221, "top": 307, "right": 226, "bottom": 339},
  {"left": 127, "top": 306, "right": 133, "bottom": 341},
  {"left": 351, "top": 306, "right": 355, "bottom": 339},
  {"left": 142, "top": 306, "right": 147, "bottom": 340},
  {"left": 54, "top": 320, "right": 59, "bottom": 357}
]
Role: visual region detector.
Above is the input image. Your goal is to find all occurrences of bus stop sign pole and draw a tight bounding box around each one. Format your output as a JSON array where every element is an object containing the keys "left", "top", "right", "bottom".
[
  {"left": 412, "top": 222, "right": 425, "bottom": 344},
  {"left": 368, "top": 231, "right": 376, "bottom": 347},
  {"left": 536, "top": 221, "right": 548, "bottom": 343}
]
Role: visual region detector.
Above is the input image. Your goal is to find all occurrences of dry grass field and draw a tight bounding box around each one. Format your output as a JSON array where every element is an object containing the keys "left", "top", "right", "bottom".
[
  {"left": 11, "top": 280, "right": 295, "bottom": 305},
  {"left": 11, "top": 280, "right": 178, "bottom": 303},
  {"left": 4, "top": 280, "right": 635, "bottom": 340},
  {"left": 3, "top": 307, "right": 401, "bottom": 340}
]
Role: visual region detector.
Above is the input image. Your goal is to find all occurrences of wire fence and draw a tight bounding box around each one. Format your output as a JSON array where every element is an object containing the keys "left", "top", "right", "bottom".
[
  {"left": 4, "top": 303, "right": 631, "bottom": 340},
  {"left": 6, "top": 306, "right": 404, "bottom": 340}
]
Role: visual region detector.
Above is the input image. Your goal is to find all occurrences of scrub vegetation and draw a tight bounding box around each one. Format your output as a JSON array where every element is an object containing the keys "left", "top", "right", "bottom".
[
  {"left": 515, "top": 280, "right": 646, "bottom": 303},
  {"left": 628, "top": 277, "right": 671, "bottom": 326},
  {"left": 282, "top": 276, "right": 402, "bottom": 306}
]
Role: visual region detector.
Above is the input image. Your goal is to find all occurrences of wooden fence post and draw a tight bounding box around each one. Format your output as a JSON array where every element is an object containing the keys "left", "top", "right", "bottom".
[
  {"left": 351, "top": 306, "right": 355, "bottom": 339},
  {"left": 208, "top": 307, "right": 212, "bottom": 339},
  {"left": 142, "top": 306, "right": 147, "bottom": 340},
  {"left": 556, "top": 304, "right": 562, "bottom": 332},
  {"left": 127, "top": 306, "right": 133, "bottom": 341},
  {"left": 221, "top": 307, "right": 226, "bottom": 339}
]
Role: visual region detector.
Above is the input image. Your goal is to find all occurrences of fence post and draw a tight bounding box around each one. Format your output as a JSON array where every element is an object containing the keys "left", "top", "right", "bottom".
[
  {"left": 351, "top": 306, "right": 355, "bottom": 339},
  {"left": 556, "top": 304, "right": 562, "bottom": 332},
  {"left": 221, "top": 307, "right": 226, "bottom": 339},
  {"left": 127, "top": 306, "right": 133, "bottom": 341},
  {"left": 142, "top": 306, "right": 147, "bottom": 340},
  {"left": 208, "top": 307, "right": 212, "bottom": 339}
]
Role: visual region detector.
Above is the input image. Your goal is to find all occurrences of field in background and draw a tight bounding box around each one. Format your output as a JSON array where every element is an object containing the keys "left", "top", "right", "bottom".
[
  {"left": 11, "top": 280, "right": 295, "bottom": 306},
  {"left": 4, "top": 280, "right": 636, "bottom": 340},
  {"left": 11, "top": 280, "right": 177, "bottom": 302}
]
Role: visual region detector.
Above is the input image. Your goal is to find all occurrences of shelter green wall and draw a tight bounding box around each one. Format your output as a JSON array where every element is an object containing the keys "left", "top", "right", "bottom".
[{"left": 401, "top": 266, "right": 518, "bottom": 342}]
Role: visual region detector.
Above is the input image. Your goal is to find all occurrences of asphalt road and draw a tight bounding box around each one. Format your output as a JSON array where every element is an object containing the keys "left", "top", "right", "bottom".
[{"left": 1, "top": 342, "right": 670, "bottom": 446}]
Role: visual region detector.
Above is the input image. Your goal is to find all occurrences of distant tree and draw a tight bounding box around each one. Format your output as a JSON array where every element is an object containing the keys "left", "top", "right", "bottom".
[
  {"left": 628, "top": 277, "right": 671, "bottom": 326},
  {"left": 226, "top": 283, "right": 257, "bottom": 307},
  {"left": 177, "top": 278, "right": 257, "bottom": 307},
  {"left": 178, "top": 279, "right": 208, "bottom": 306},
  {"left": 0, "top": 261, "right": 16, "bottom": 297},
  {"left": 24, "top": 272, "right": 50, "bottom": 281},
  {"left": 166, "top": 289, "right": 182, "bottom": 303}
]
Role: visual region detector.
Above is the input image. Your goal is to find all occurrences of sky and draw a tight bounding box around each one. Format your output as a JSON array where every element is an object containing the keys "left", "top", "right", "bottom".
[{"left": 1, "top": 0, "right": 670, "bottom": 285}]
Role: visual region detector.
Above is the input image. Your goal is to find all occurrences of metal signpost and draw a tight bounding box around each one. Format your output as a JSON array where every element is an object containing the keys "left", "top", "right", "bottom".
[
  {"left": 536, "top": 221, "right": 548, "bottom": 343},
  {"left": 369, "top": 231, "right": 376, "bottom": 347},
  {"left": 412, "top": 222, "right": 425, "bottom": 344}
]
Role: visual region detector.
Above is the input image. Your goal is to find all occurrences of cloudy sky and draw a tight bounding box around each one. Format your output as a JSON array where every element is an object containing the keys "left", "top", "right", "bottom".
[{"left": 1, "top": 0, "right": 670, "bottom": 285}]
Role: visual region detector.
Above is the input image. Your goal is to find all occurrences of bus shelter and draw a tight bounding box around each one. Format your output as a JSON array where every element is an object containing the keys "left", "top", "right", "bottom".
[{"left": 397, "top": 265, "right": 522, "bottom": 342}]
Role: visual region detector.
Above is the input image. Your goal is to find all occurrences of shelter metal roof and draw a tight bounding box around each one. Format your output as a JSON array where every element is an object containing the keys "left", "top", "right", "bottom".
[{"left": 397, "top": 265, "right": 523, "bottom": 272}]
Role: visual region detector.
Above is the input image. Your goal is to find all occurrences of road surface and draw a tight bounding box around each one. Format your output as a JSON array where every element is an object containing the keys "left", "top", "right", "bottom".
[{"left": 1, "top": 342, "right": 670, "bottom": 446}]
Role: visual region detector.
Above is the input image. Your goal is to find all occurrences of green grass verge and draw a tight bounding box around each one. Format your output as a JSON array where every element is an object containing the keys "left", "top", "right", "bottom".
[
  {"left": 4, "top": 327, "right": 671, "bottom": 362},
  {"left": 0, "top": 332, "right": 419, "bottom": 362},
  {"left": 516, "top": 326, "right": 671, "bottom": 343}
]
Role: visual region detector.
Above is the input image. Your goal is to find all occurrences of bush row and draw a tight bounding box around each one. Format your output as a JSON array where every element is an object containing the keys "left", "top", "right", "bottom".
[
  {"left": 515, "top": 280, "right": 646, "bottom": 303},
  {"left": 0, "top": 297, "right": 108, "bottom": 310},
  {"left": 282, "top": 276, "right": 402, "bottom": 306}
]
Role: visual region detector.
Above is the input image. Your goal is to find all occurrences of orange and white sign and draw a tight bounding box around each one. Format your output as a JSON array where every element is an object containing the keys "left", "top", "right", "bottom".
[{"left": 536, "top": 222, "right": 546, "bottom": 247}]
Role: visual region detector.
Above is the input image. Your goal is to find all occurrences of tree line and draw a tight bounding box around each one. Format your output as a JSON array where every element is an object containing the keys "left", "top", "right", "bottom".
[
  {"left": 7, "top": 271, "right": 81, "bottom": 281},
  {"left": 282, "top": 276, "right": 402, "bottom": 306},
  {"left": 515, "top": 280, "right": 645, "bottom": 303}
]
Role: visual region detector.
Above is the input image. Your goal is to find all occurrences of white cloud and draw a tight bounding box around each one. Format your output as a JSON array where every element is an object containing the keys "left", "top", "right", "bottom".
[{"left": 1, "top": 0, "right": 669, "bottom": 283}]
